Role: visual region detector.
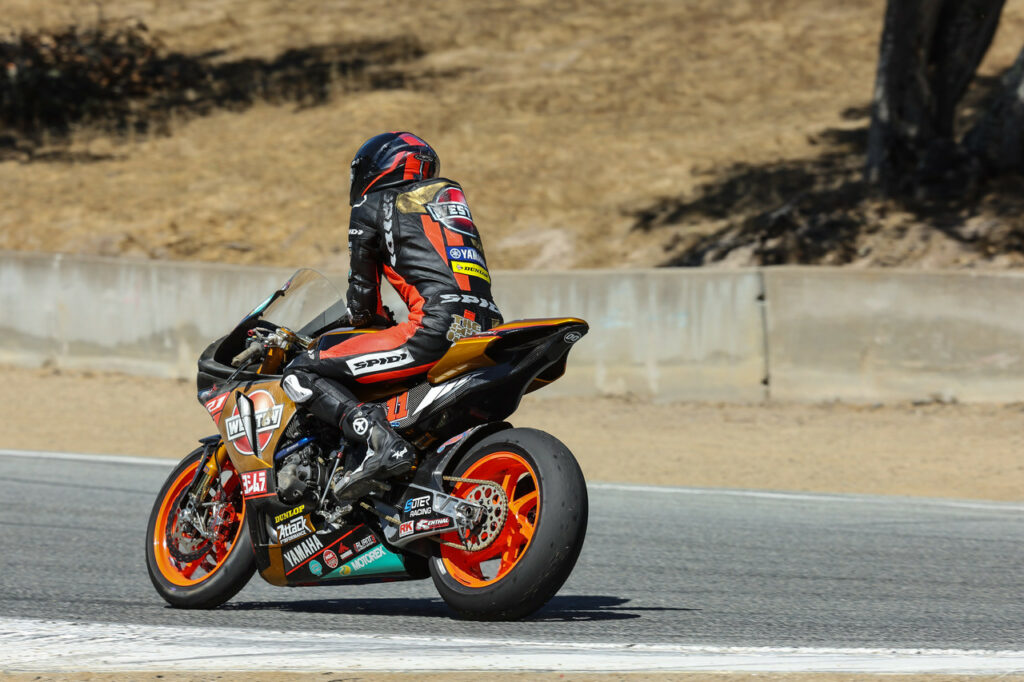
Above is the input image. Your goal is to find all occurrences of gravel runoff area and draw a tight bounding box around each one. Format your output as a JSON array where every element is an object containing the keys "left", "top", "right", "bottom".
[{"left": 3, "top": 364, "right": 1023, "bottom": 501}]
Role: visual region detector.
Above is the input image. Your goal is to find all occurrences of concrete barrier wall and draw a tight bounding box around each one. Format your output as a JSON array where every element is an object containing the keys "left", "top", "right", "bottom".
[
  {"left": 3, "top": 251, "right": 1024, "bottom": 403},
  {"left": 763, "top": 267, "right": 1024, "bottom": 403},
  {"left": 0, "top": 252, "right": 766, "bottom": 401},
  {"left": 0, "top": 253, "right": 294, "bottom": 377},
  {"left": 491, "top": 270, "right": 767, "bottom": 401}
]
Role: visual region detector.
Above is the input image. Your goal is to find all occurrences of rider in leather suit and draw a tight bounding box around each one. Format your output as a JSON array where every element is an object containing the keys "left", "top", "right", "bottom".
[{"left": 282, "top": 131, "right": 503, "bottom": 503}]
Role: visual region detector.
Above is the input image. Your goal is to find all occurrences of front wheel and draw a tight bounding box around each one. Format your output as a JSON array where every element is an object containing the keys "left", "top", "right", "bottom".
[
  {"left": 429, "top": 427, "right": 588, "bottom": 620},
  {"left": 145, "top": 446, "right": 255, "bottom": 608}
]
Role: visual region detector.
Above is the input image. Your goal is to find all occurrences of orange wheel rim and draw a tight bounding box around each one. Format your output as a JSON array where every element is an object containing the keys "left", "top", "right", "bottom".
[
  {"left": 440, "top": 451, "right": 539, "bottom": 588},
  {"left": 152, "top": 459, "right": 246, "bottom": 587}
]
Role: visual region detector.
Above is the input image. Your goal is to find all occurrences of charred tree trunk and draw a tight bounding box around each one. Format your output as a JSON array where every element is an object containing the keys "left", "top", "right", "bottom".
[
  {"left": 964, "top": 44, "right": 1024, "bottom": 173},
  {"left": 865, "top": 0, "right": 1005, "bottom": 195}
]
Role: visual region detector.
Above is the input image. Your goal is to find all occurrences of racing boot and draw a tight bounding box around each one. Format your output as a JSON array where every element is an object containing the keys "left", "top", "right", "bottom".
[{"left": 331, "top": 405, "right": 416, "bottom": 503}]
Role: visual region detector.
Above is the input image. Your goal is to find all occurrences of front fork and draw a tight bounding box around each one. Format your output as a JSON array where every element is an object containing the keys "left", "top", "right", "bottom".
[{"left": 180, "top": 440, "right": 231, "bottom": 537}]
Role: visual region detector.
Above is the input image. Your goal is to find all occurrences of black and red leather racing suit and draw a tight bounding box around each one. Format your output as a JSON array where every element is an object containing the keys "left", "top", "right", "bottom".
[{"left": 282, "top": 177, "right": 504, "bottom": 426}]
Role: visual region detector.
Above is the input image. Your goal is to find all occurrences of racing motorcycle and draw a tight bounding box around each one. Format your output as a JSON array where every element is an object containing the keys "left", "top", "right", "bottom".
[{"left": 145, "top": 269, "right": 589, "bottom": 620}]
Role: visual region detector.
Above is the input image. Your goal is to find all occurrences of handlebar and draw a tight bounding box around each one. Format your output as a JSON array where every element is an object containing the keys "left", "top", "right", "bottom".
[
  {"left": 229, "top": 326, "right": 312, "bottom": 368},
  {"left": 230, "top": 341, "right": 263, "bottom": 368}
]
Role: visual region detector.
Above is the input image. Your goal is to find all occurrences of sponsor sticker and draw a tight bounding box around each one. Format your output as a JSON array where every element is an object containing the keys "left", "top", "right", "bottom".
[
  {"left": 437, "top": 430, "right": 469, "bottom": 455},
  {"left": 283, "top": 534, "right": 324, "bottom": 570},
  {"left": 241, "top": 470, "right": 267, "bottom": 496},
  {"left": 451, "top": 261, "right": 491, "bottom": 283},
  {"left": 276, "top": 517, "right": 309, "bottom": 544},
  {"left": 346, "top": 545, "right": 386, "bottom": 572},
  {"left": 438, "top": 293, "right": 501, "bottom": 315},
  {"left": 446, "top": 245, "right": 486, "bottom": 267},
  {"left": 403, "top": 495, "right": 431, "bottom": 514},
  {"left": 204, "top": 393, "right": 228, "bottom": 416},
  {"left": 274, "top": 505, "right": 305, "bottom": 524},
  {"left": 353, "top": 535, "right": 377, "bottom": 553},
  {"left": 225, "top": 390, "right": 284, "bottom": 456},
  {"left": 383, "top": 199, "right": 396, "bottom": 266},
  {"left": 414, "top": 517, "right": 451, "bottom": 532},
  {"left": 309, "top": 559, "right": 323, "bottom": 576},
  {"left": 398, "top": 521, "right": 414, "bottom": 537},
  {"left": 446, "top": 314, "right": 482, "bottom": 343},
  {"left": 346, "top": 348, "right": 413, "bottom": 377},
  {"left": 323, "top": 549, "right": 339, "bottom": 569},
  {"left": 426, "top": 187, "right": 477, "bottom": 238}
]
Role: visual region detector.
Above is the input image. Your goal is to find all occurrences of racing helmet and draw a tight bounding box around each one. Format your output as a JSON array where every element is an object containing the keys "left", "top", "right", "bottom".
[{"left": 349, "top": 131, "right": 440, "bottom": 205}]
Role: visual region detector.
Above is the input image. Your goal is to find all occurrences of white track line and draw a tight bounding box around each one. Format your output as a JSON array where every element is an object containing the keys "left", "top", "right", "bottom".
[
  {"left": 0, "top": 448, "right": 178, "bottom": 467},
  {"left": 2, "top": 618, "right": 1023, "bottom": 674},
  {"left": 3, "top": 448, "right": 1024, "bottom": 511}
]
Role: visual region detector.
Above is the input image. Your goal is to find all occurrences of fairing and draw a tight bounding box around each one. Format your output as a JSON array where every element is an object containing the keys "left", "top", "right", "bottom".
[{"left": 193, "top": 269, "right": 588, "bottom": 588}]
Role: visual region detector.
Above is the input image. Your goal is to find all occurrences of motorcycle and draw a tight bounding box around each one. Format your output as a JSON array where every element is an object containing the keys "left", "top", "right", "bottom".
[{"left": 145, "top": 269, "right": 589, "bottom": 620}]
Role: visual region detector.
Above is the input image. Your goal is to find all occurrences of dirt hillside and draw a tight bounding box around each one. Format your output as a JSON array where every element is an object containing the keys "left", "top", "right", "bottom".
[{"left": 4, "top": 0, "right": 1024, "bottom": 270}]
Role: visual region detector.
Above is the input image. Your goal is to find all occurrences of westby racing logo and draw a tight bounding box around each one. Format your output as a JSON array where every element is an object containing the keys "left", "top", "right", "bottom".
[
  {"left": 225, "top": 390, "right": 284, "bottom": 456},
  {"left": 241, "top": 470, "right": 267, "bottom": 496},
  {"left": 427, "top": 187, "right": 478, "bottom": 238}
]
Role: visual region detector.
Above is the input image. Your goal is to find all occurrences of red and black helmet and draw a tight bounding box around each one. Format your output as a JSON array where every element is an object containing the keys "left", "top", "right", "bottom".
[{"left": 349, "top": 131, "right": 440, "bottom": 205}]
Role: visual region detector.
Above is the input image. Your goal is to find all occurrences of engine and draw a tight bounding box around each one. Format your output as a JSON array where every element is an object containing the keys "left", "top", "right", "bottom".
[{"left": 274, "top": 416, "right": 329, "bottom": 504}]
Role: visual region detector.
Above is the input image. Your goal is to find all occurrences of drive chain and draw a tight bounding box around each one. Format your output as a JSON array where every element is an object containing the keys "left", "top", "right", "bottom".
[{"left": 361, "top": 476, "right": 508, "bottom": 551}]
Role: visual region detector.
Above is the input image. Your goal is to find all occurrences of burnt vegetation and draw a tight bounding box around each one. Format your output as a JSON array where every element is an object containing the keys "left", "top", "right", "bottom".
[
  {"left": 634, "top": 0, "right": 1024, "bottom": 268},
  {"left": 0, "top": 23, "right": 430, "bottom": 160},
  {"left": 634, "top": 65, "right": 1024, "bottom": 267}
]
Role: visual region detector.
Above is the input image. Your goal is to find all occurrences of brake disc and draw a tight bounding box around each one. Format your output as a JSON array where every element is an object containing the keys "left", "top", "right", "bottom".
[
  {"left": 167, "top": 494, "right": 214, "bottom": 563},
  {"left": 166, "top": 514, "right": 210, "bottom": 563}
]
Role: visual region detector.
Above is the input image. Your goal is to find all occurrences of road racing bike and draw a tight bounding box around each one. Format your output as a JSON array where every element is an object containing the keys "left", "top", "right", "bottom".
[{"left": 145, "top": 269, "right": 589, "bottom": 620}]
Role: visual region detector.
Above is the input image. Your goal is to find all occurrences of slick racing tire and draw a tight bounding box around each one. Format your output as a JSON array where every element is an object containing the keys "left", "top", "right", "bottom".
[
  {"left": 146, "top": 446, "right": 256, "bottom": 609},
  {"left": 429, "top": 427, "right": 588, "bottom": 621}
]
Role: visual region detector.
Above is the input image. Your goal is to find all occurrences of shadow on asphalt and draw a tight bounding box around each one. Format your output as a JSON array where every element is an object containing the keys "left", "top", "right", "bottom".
[
  {"left": 222, "top": 595, "right": 694, "bottom": 622},
  {"left": 533, "top": 595, "right": 698, "bottom": 622}
]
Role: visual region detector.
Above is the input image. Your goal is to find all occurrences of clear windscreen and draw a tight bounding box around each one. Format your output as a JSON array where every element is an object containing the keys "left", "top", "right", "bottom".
[{"left": 246, "top": 268, "right": 348, "bottom": 336}]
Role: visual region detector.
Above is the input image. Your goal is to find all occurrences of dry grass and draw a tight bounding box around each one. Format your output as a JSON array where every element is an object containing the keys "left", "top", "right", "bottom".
[{"left": 2, "top": 0, "right": 1024, "bottom": 270}]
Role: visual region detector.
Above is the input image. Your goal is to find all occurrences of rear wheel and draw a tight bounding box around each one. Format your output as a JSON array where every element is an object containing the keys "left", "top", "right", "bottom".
[
  {"left": 145, "top": 446, "right": 255, "bottom": 608},
  {"left": 429, "top": 427, "right": 588, "bottom": 620}
]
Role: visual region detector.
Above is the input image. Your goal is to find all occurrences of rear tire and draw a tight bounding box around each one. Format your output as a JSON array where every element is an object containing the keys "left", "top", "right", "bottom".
[
  {"left": 145, "top": 447, "right": 256, "bottom": 608},
  {"left": 429, "top": 427, "right": 588, "bottom": 620}
]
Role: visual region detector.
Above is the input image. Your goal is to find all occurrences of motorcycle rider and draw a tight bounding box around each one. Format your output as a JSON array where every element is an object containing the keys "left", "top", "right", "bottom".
[{"left": 282, "top": 131, "right": 503, "bottom": 504}]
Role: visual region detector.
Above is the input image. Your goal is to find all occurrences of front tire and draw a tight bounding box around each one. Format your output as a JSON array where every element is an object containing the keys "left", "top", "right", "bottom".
[
  {"left": 145, "top": 446, "right": 255, "bottom": 608},
  {"left": 429, "top": 427, "right": 588, "bottom": 620}
]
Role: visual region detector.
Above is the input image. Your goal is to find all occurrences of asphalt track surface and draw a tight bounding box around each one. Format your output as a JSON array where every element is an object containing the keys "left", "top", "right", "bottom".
[{"left": 2, "top": 452, "right": 1024, "bottom": 659}]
